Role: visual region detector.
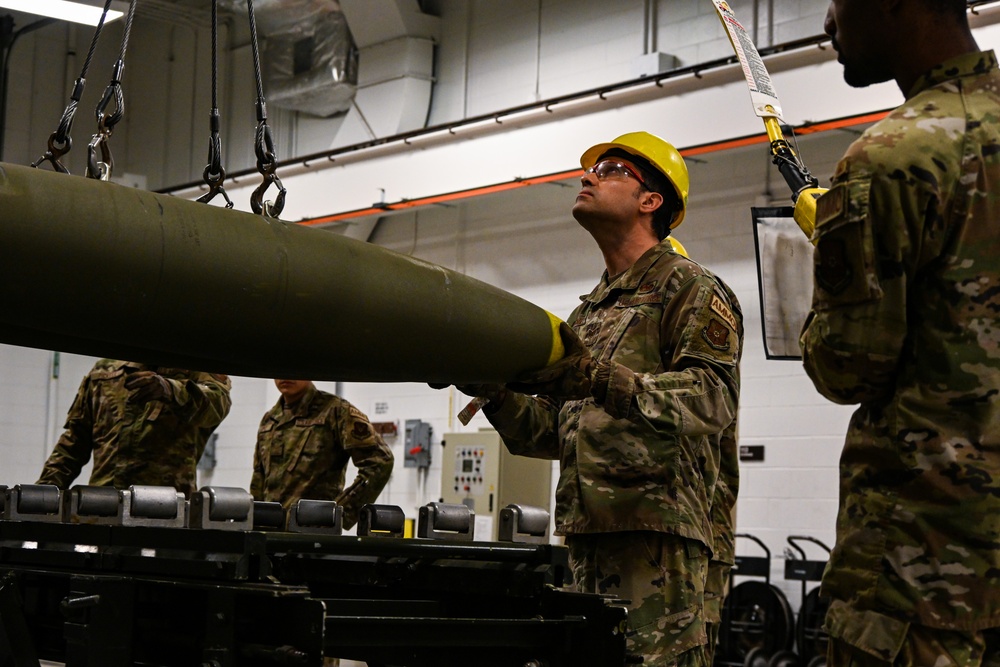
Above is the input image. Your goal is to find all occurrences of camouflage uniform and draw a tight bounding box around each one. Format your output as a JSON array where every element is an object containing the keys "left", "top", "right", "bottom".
[
  {"left": 251, "top": 384, "right": 394, "bottom": 529},
  {"left": 37, "top": 359, "right": 232, "bottom": 496},
  {"left": 486, "top": 238, "right": 743, "bottom": 666},
  {"left": 800, "top": 51, "right": 1000, "bottom": 662},
  {"left": 705, "top": 422, "right": 739, "bottom": 663}
]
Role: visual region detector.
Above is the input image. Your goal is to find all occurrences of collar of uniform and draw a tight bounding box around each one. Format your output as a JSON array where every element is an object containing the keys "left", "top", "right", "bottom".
[
  {"left": 114, "top": 360, "right": 151, "bottom": 373},
  {"left": 580, "top": 237, "right": 675, "bottom": 303},
  {"left": 116, "top": 360, "right": 183, "bottom": 378},
  {"left": 283, "top": 383, "right": 320, "bottom": 419},
  {"left": 907, "top": 49, "right": 998, "bottom": 99}
]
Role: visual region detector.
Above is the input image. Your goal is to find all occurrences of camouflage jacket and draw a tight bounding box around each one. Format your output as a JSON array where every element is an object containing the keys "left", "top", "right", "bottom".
[
  {"left": 705, "top": 419, "right": 740, "bottom": 623},
  {"left": 37, "top": 359, "right": 232, "bottom": 496},
  {"left": 801, "top": 51, "right": 1000, "bottom": 632},
  {"left": 487, "top": 238, "right": 742, "bottom": 551},
  {"left": 251, "top": 385, "right": 394, "bottom": 529}
]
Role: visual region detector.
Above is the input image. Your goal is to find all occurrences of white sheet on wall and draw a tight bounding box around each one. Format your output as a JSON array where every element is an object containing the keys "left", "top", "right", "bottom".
[{"left": 752, "top": 207, "right": 814, "bottom": 360}]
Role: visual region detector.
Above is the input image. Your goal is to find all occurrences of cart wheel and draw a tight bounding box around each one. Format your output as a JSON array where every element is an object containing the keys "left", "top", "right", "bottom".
[
  {"left": 796, "top": 587, "right": 830, "bottom": 662},
  {"left": 744, "top": 647, "right": 770, "bottom": 667},
  {"left": 725, "top": 580, "right": 795, "bottom": 659},
  {"left": 767, "top": 649, "right": 800, "bottom": 667},
  {"left": 806, "top": 656, "right": 827, "bottom": 667}
]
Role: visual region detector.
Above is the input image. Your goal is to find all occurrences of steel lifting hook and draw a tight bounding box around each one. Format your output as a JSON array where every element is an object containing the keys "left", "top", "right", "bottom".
[
  {"left": 197, "top": 165, "right": 234, "bottom": 209},
  {"left": 31, "top": 132, "right": 72, "bottom": 174},
  {"left": 251, "top": 170, "right": 286, "bottom": 218},
  {"left": 86, "top": 128, "right": 114, "bottom": 181},
  {"left": 197, "top": 111, "right": 234, "bottom": 208},
  {"left": 251, "top": 121, "right": 285, "bottom": 217}
]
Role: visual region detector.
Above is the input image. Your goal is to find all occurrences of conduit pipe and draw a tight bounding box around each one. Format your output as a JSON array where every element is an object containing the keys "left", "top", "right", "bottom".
[
  {"left": 163, "top": 32, "right": 833, "bottom": 199},
  {"left": 162, "top": 2, "right": 1000, "bottom": 202}
]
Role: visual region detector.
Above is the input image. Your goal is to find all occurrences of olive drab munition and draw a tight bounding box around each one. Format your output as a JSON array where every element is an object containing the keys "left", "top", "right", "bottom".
[{"left": 0, "top": 162, "right": 564, "bottom": 383}]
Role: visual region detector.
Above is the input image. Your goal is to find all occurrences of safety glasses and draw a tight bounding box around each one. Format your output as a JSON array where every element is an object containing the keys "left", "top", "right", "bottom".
[{"left": 585, "top": 159, "right": 647, "bottom": 186}]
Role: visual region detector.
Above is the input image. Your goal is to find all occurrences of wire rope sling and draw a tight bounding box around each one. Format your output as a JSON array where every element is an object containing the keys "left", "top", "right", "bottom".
[{"left": 28, "top": 0, "right": 286, "bottom": 218}]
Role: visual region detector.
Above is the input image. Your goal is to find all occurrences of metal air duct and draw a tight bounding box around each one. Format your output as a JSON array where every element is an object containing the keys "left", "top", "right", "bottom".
[{"left": 222, "top": 0, "right": 358, "bottom": 117}]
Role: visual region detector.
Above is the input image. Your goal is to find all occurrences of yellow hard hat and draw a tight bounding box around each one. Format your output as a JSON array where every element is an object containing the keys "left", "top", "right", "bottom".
[
  {"left": 580, "top": 131, "right": 689, "bottom": 228},
  {"left": 668, "top": 236, "right": 688, "bottom": 258}
]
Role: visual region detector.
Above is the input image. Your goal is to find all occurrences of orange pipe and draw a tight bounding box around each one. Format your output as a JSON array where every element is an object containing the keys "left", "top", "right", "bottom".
[{"left": 298, "top": 111, "right": 891, "bottom": 227}]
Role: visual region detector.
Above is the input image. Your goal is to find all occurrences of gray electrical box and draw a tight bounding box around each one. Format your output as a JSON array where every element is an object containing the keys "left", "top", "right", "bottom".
[
  {"left": 441, "top": 431, "right": 552, "bottom": 541},
  {"left": 404, "top": 419, "right": 433, "bottom": 469}
]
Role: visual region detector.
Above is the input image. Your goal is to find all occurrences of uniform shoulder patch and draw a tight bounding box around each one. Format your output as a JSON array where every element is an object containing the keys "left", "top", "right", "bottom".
[
  {"left": 637, "top": 281, "right": 658, "bottom": 294},
  {"left": 710, "top": 293, "right": 738, "bottom": 332},
  {"left": 815, "top": 237, "right": 852, "bottom": 295},
  {"left": 352, "top": 421, "right": 372, "bottom": 438},
  {"left": 702, "top": 319, "right": 731, "bottom": 351},
  {"left": 816, "top": 185, "right": 846, "bottom": 227}
]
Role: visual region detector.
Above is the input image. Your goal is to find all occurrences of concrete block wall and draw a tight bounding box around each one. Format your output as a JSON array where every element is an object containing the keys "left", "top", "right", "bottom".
[
  {"left": 0, "top": 346, "right": 53, "bottom": 485},
  {"left": 0, "top": 349, "right": 103, "bottom": 487},
  {"left": 428, "top": 0, "right": 831, "bottom": 126}
]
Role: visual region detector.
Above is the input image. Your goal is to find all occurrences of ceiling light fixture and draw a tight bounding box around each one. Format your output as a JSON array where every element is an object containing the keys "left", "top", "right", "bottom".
[{"left": 0, "top": 0, "right": 124, "bottom": 26}]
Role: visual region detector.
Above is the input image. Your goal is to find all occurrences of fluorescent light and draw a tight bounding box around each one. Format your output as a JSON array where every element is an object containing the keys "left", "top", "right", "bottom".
[{"left": 0, "top": 0, "right": 124, "bottom": 26}]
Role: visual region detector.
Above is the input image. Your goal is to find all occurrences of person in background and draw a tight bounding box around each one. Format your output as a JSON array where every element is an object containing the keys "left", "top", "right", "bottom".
[
  {"left": 37, "top": 359, "right": 232, "bottom": 497},
  {"left": 800, "top": 1, "right": 1000, "bottom": 664},
  {"left": 451, "top": 131, "right": 743, "bottom": 666},
  {"left": 251, "top": 379, "right": 394, "bottom": 530}
]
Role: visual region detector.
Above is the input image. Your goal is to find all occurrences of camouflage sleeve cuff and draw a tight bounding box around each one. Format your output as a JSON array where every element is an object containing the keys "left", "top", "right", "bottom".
[
  {"left": 171, "top": 377, "right": 215, "bottom": 406},
  {"left": 169, "top": 377, "right": 232, "bottom": 425},
  {"left": 483, "top": 388, "right": 521, "bottom": 424},
  {"left": 592, "top": 361, "right": 635, "bottom": 419},
  {"left": 591, "top": 362, "right": 611, "bottom": 405},
  {"left": 481, "top": 388, "right": 508, "bottom": 416},
  {"left": 161, "top": 377, "right": 181, "bottom": 404}
]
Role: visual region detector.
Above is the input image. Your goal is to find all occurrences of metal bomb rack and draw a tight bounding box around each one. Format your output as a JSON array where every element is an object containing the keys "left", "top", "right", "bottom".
[
  {"left": 715, "top": 534, "right": 795, "bottom": 667},
  {"left": 780, "top": 536, "right": 831, "bottom": 667},
  {"left": 0, "top": 484, "right": 627, "bottom": 667}
]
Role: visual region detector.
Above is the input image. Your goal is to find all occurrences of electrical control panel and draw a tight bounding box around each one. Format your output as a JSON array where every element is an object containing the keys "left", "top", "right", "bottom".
[
  {"left": 404, "top": 419, "right": 432, "bottom": 469},
  {"left": 441, "top": 431, "right": 552, "bottom": 541}
]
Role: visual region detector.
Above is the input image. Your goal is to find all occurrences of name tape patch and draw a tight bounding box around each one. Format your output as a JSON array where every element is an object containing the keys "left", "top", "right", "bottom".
[{"left": 710, "top": 293, "right": 738, "bottom": 332}]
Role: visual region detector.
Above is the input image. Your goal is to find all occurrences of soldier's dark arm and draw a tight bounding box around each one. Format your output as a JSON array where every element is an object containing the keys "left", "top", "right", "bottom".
[
  {"left": 337, "top": 439, "right": 394, "bottom": 530},
  {"left": 164, "top": 372, "right": 233, "bottom": 428},
  {"left": 800, "top": 148, "right": 938, "bottom": 405},
  {"left": 334, "top": 405, "right": 394, "bottom": 529},
  {"left": 249, "top": 415, "right": 269, "bottom": 500},
  {"left": 483, "top": 392, "right": 562, "bottom": 460},
  {"left": 37, "top": 374, "right": 95, "bottom": 488},
  {"left": 593, "top": 274, "right": 742, "bottom": 434}
]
